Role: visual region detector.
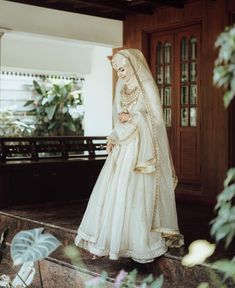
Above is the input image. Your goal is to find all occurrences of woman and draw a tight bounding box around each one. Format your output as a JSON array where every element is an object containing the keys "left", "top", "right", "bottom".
[{"left": 75, "top": 49, "right": 184, "bottom": 263}]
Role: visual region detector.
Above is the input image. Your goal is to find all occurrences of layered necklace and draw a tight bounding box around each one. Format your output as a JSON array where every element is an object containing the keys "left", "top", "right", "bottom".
[{"left": 120, "top": 84, "right": 140, "bottom": 112}]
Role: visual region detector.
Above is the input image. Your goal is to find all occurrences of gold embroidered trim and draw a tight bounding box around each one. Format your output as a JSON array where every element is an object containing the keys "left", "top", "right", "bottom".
[
  {"left": 133, "top": 158, "right": 156, "bottom": 174},
  {"left": 76, "top": 230, "right": 167, "bottom": 260},
  {"left": 152, "top": 227, "right": 181, "bottom": 235}
]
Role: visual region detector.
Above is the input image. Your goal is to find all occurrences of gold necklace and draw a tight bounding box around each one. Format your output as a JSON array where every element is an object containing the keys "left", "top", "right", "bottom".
[{"left": 120, "top": 85, "right": 140, "bottom": 109}]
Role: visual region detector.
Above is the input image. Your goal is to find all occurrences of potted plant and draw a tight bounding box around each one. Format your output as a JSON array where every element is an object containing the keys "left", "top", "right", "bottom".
[{"left": 24, "top": 78, "right": 84, "bottom": 136}]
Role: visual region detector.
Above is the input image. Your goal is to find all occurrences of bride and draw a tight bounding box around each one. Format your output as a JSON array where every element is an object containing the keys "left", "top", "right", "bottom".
[{"left": 75, "top": 48, "right": 183, "bottom": 263}]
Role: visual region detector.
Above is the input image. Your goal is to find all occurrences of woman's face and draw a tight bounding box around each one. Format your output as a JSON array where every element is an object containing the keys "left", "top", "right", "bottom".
[{"left": 112, "top": 54, "right": 132, "bottom": 83}]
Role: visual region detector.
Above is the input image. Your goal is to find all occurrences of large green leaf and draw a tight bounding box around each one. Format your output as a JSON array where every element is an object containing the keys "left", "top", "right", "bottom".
[
  {"left": 150, "top": 274, "right": 164, "bottom": 288},
  {"left": 223, "top": 90, "right": 235, "bottom": 108},
  {"left": 63, "top": 122, "right": 76, "bottom": 132},
  {"left": 23, "top": 100, "right": 35, "bottom": 107},
  {"left": 33, "top": 80, "right": 46, "bottom": 96},
  {"left": 41, "top": 97, "right": 48, "bottom": 105},
  {"left": 216, "top": 184, "right": 235, "bottom": 207},
  {"left": 60, "top": 85, "right": 67, "bottom": 98},
  {"left": 48, "top": 121, "right": 57, "bottom": 130},
  {"left": 48, "top": 94, "right": 56, "bottom": 103},
  {"left": 224, "top": 168, "right": 235, "bottom": 187},
  {"left": 212, "top": 259, "right": 235, "bottom": 280},
  {"left": 45, "top": 105, "right": 57, "bottom": 120},
  {"left": 53, "top": 84, "right": 60, "bottom": 95},
  {"left": 65, "top": 83, "right": 72, "bottom": 94},
  {"left": 10, "top": 228, "right": 61, "bottom": 265}
]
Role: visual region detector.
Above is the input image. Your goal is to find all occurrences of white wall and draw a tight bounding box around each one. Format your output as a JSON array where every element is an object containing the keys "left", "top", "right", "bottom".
[
  {"left": 84, "top": 46, "right": 113, "bottom": 136},
  {"left": 1, "top": 32, "right": 93, "bottom": 75},
  {"left": 0, "top": 32, "right": 113, "bottom": 136},
  {"left": 0, "top": 0, "right": 122, "bottom": 47},
  {"left": 0, "top": 0, "right": 118, "bottom": 136}
]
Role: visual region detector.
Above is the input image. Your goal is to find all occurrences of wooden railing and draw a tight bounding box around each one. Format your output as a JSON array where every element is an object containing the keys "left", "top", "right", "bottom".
[{"left": 0, "top": 136, "right": 108, "bottom": 162}]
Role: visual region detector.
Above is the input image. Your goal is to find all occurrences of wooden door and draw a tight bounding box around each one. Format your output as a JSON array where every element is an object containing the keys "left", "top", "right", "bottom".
[
  {"left": 150, "top": 24, "right": 201, "bottom": 186},
  {"left": 151, "top": 33, "right": 176, "bottom": 162}
]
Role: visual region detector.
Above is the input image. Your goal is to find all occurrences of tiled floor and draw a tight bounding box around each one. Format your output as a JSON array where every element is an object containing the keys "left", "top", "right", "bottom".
[{"left": 0, "top": 199, "right": 234, "bottom": 287}]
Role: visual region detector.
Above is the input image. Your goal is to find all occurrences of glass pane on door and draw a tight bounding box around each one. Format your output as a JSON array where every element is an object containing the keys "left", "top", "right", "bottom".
[
  {"left": 190, "top": 85, "right": 197, "bottom": 104},
  {"left": 181, "top": 108, "right": 188, "bottom": 127},
  {"left": 156, "top": 42, "right": 163, "bottom": 65},
  {"left": 164, "top": 108, "right": 171, "bottom": 127},
  {"left": 190, "top": 37, "right": 197, "bottom": 60},
  {"left": 164, "top": 87, "right": 171, "bottom": 105},
  {"left": 164, "top": 42, "right": 171, "bottom": 64},
  {"left": 181, "top": 63, "right": 188, "bottom": 83},
  {"left": 181, "top": 37, "right": 188, "bottom": 61},
  {"left": 190, "top": 107, "right": 197, "bottom": 127},
  {"left": 181, "top": 85, "right": 188, "bottom": 105}
]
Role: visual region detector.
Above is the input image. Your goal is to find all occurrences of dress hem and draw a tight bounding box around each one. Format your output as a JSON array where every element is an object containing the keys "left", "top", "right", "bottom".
[{"left": 75, "top": 230, "right": 168, "bottom": 264}]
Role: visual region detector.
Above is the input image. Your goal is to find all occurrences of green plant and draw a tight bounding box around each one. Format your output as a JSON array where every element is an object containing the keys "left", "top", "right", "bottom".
[
  {"left": 212, "top": 25, "right": 235, "bottom": 249},
  {"left": 0, "top": 228, "right": 61, "bottom": 288},
  {"left": 182, "top": 24, "right": 235, "bottom": 287},
  {"left": 213, "top": 24, "right": 235, "bottom": 108},
  {"left": 24, "top": 79, "right": 84, "bottom": 136},
  {"left": 84, "top": 269, "right": 163, "bottom": 288},
  {"left": 0, "top": 110, "right": 35, "bottom": 137},
  {"left": 0, "top": 229, "right": 163, "bottom": 288},
  {"left": 210, "top": 168, "right": 235, "bottom": 248},
  {"left": 64, "top": 245, "right": 164, "bottom": 288}
]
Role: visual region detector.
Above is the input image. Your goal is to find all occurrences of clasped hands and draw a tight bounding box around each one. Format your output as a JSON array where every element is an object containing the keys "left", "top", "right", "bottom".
[{"left": 118, "top": 112, "right": 132, "bottom": 123}]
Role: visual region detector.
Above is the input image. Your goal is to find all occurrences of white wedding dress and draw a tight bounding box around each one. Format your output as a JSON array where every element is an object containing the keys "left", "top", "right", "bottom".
[{"left": 75, "top": 85, "right": 168, "bottom": 263}]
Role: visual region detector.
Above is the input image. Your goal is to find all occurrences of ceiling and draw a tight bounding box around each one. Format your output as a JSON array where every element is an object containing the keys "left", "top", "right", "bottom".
[{"left": 6, "top": 0, "right": 186, "bottom": 20}]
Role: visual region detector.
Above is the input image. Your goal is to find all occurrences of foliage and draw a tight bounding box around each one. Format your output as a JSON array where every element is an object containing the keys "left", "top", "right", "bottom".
[
  {"left": 0, "top": 110, "right": 35, "bottom": 137},
  {"left": 183, "top": 24, "right": 235, "bottom": 288},
  {"left": 84, "top": 268, "right": 164, "bottom": 288},
  {"left": 10, "top": 228, "right": 61, "bottom": 266},
  {"left": 210, "top": 168, "right": 235, "bottom": 248},
  {"left": 24, "top": 79, "right": 84, "bottom": 136},
  {"left": 0, "top": 227, "right": 61, "bottom": 288},
  {"left": 0, "top": 229, "right": 163, "bottom": 288},
  {"left": 211, "top": 24, "right": 235, "bottom": 249},
  {"left": 211, "top": 258, "right": 235, "bottom": 281},
  {"left": 213, "top": 24, "right": 235, "bottom": 107},
  {"left": 64, "top": 245, "right": 164, "bottom": 288}
]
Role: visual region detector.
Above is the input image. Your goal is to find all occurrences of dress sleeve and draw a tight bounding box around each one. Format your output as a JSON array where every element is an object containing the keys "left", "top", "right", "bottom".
[{"left": 107, "top": 97, "right": 147, "bottom": 145}]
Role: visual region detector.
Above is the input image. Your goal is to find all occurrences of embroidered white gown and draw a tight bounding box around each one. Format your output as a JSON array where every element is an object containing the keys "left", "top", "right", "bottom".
[{"left": 75, "top": 84, "right": 168, "bottom": 263}]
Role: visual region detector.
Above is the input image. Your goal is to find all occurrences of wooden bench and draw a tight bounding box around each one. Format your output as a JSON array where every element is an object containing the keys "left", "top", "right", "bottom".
[{"left": 0, "top": 136, "right": 107, "bottom": 208}]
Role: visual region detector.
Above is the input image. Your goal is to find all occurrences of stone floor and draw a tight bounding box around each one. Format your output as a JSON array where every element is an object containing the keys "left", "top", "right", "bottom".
[
  {"left": 0, "top": 199, "right": 234, "bottom": 287},
  {"left": 0, "top": 199, "right": 215, "bottom": 244}
]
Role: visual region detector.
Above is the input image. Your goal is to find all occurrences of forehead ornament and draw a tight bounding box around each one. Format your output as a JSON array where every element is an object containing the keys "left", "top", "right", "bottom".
[{"left": 112, "top": 54, "right": 128, "bottom": 70}]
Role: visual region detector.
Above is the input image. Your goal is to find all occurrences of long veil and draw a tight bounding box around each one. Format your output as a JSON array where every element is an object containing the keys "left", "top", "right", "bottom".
[{"left": 113, "top": 49, "right": 184, "bottom": 247}]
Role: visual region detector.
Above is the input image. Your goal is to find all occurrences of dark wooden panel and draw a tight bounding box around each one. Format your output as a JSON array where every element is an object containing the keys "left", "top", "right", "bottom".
[
  {"left": 201, "top": 0, "right": 228, "bottom": 196},
  {"left": 6, "top": 0, "right": 186, "bottom": 20},
  {"left": 0, "top": 136, "right": 107, "bottom": 208},
  {"left": 123, "top": 0, "right": 230, "bottom": 202},
  {"left": 179, "top": 130, "right": 198, "bottom": 182}
]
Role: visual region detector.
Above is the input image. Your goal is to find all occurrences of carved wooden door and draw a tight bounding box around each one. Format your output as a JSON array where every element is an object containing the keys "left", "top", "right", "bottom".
[{"left": 150, "top": 24, "right": 201, "bottom": 186}]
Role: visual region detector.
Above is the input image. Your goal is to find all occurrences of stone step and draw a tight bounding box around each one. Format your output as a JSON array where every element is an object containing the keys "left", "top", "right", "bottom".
[{"left": 0, "top": 201, "right": 234, "bottom": 288}]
